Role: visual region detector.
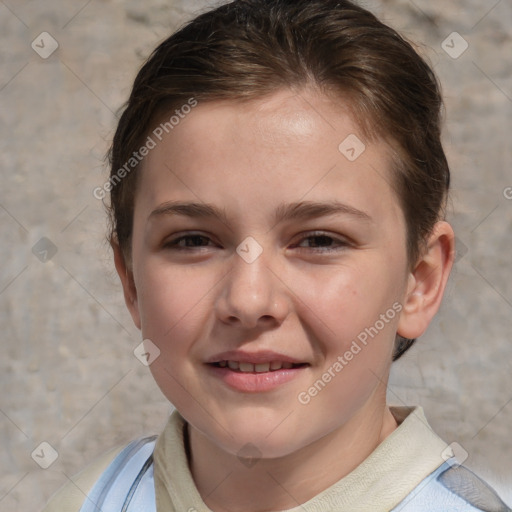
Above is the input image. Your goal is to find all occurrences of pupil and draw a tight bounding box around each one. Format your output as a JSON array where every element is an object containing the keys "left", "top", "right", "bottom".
[
  {"left": 189, "top": 236, "right": 206, "bottom": 246},
  {"left": 312, "top": 235, "right": 331, "bottom": 247}
]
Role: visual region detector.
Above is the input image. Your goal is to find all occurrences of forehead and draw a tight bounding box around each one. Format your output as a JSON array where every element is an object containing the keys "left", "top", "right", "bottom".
[
  {"left": 158, "top": 89, "right": 363, "bottom": 157},
  {"left": 136, "top": 88, "right": 402, "bottom": 229}
]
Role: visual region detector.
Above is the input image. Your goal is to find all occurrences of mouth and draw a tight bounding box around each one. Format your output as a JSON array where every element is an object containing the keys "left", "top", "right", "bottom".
[
  {"left": 209, "top": 360, "right": 308, "bottom": 373},
  {"left": 205, "top": 352, "right": 310, "bottom": 392}
]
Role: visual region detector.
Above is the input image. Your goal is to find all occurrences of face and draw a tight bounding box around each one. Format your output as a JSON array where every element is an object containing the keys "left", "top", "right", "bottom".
[{"left": 125, "top": 88, "right": 412, "bottom": 458}]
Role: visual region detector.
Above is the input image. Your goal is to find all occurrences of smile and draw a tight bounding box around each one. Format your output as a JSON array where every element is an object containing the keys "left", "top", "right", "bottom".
[
  {"left": 206, "top": 360, "right": 309, "bottom": 393},
  {"left": 210, "top": 360, "right": 307, "bottom": 372}
]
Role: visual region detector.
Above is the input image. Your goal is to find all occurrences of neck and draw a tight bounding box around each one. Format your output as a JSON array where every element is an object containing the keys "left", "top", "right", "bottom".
[{"left": 188, "top": 401, "right": 398, "bottom": 512}]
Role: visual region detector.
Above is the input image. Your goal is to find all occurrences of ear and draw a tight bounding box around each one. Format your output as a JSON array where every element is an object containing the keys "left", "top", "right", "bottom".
[
  {"left": 397, "top": 221, "right": 455, "bottom": 339},
  {"left": 112, "top": 240, "right": 141, "bottom": 330}
]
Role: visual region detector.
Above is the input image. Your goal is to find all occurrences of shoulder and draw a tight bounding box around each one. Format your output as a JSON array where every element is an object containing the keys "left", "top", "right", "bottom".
[
  {"left": 42, "top": 444, "right": 125, "bottom": 512},
  {"left": 42, "top": 436, "right": 157, "bottom": 512},
  {"left": 393, "top": 462, "right": 512, "bottom": 512}
]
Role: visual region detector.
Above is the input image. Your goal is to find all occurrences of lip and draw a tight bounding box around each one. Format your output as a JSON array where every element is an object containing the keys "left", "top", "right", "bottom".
[
  {"left": 205, "top": 349, "right": 305, "bottom": 365},
  {"left": 205, "top": 364, "right": 308, "bottom": 393},
  {"left": 204, "top": 350, "right": 309, "bottom": 393}
]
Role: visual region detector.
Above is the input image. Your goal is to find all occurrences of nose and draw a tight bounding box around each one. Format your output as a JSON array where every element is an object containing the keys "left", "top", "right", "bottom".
[{"left": 214, "top": 249, "right": 290, "bottom": 329}]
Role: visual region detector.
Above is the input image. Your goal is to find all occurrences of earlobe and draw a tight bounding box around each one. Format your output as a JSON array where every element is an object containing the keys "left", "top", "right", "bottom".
[
  {"left": 397, "top": 221, "right": 455, "bottom": 340},
  {"left": 112, "top": 240, "right": 142, "bottom": 330}
]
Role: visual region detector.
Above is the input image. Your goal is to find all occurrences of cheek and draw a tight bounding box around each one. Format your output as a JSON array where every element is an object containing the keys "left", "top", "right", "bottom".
[
  {"left": 295, "top": 267, "right": 399, "bottom": 424},
  {"left": 134, "top": 261, "right": 217, "bottom": 405},
  {"left": 289, "top": 259, "right": 399, "bottom": 348},
  {"left": 135, "top": 259, "right": 217, "bottom": 344}
]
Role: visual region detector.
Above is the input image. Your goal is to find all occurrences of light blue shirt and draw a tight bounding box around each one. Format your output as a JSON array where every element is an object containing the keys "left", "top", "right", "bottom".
[{"left": 80, "top": 436, "right": 510, "bottom": 512}]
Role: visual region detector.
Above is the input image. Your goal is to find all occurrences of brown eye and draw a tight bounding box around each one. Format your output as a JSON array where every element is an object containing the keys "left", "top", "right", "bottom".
[
  {"left": 302, "top": 235, "right": 336, "bottom": 248},
  {"left": 165, "top": 234, "right": 215, "bottom": 249},
  {"left": 294, "top": 232, "right": 349, "bottom": 251}
]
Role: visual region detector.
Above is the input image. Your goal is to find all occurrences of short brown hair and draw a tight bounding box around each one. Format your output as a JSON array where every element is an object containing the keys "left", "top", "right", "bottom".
[{"left": 107, "top": 0, "right": 450, "bottom": 360}]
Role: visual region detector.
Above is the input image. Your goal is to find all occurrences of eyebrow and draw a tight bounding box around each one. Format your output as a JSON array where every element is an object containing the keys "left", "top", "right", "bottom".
[
  {"left": 273, "top": 200, "right": 372, "bottom": 224},
  {"left": 149, "top": 201, "right": 230, "bottom": 224},
  {"left": 148, "top": 199, "right": 372, "bottom": 225}
]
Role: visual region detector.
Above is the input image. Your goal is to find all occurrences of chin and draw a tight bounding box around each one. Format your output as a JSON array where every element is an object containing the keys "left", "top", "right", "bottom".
[
  {"left": 192, "top": 404, "right": 310, "bottom": 458},
  {"left": 222, "top": 410, "right": 318, "bottom": 458}
]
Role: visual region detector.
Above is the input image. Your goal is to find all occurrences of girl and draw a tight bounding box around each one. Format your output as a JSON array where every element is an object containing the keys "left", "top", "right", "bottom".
[{"left": 44, "top": 0, "right": 510, "bottom": 510}]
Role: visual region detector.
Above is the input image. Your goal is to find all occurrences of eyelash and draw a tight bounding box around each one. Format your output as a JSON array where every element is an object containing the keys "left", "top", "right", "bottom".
[
  {"left": 292, "top": 232, "right": 350, "bottom": 252},
  {"left": 164, "top": 231, "right": 350, "bottom": 252},
  {"left": 164, "top": 233, "right": 217, "bottom": 250}
]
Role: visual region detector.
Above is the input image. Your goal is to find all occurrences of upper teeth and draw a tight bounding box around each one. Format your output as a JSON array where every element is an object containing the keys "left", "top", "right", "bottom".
[{"left": 218, "top": 360, "right": 295, "bottom": 372}]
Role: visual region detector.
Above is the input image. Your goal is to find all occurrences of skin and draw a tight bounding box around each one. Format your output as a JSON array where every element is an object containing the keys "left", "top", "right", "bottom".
[{"left": 114, "top": 88, "right": 454, "bottom": 511}]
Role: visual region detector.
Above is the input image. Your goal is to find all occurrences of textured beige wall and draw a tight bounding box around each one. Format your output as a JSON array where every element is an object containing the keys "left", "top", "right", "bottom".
[{"left": 1, "top": 0, "right": 511, "bottom": 510}]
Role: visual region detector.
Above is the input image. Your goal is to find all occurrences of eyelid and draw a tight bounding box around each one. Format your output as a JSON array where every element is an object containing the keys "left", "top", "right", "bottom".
[
  {"left": 162, "top": 230, "right": 353, "bottom": 252},
  {"left": 163, "top": 231, "right": 219, "bottom": 249},
  {"left": 291, "top": 230, "right": 353, "bottom": 250},
  {"left": 298, "top": 229, "right": 350, "bottom": 240}
]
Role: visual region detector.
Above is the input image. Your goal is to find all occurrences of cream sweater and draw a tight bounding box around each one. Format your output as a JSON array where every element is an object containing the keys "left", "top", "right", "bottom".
[
  {"left": 153, "top": 407, "right": 450, "bottom": 511},
  {"left": 43, "top": 406, "right": 456, "bottom": 511}
]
